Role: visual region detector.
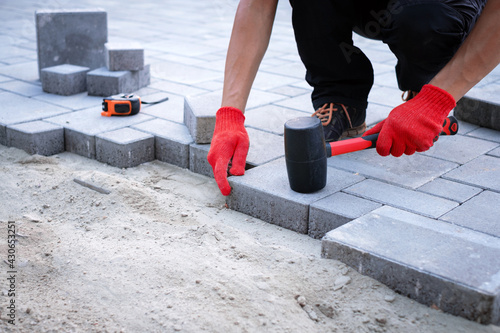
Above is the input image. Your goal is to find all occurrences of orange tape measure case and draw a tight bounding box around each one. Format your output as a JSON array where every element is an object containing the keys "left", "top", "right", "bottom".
[{"left": 101, "top": 94, "right": 142, "bottom": 117}]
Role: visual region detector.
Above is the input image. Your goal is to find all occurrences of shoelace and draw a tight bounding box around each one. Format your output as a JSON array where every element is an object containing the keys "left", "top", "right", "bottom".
[{"left": 311, "top": 103, "right": 353, "bottom": 129}]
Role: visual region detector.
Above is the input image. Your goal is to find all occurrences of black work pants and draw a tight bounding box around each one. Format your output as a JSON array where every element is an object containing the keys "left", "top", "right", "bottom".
[{"left": 289, "top": 0, "right": 486, "bottom": 111}]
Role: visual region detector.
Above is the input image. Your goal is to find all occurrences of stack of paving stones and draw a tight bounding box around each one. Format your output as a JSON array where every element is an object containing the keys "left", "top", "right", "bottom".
[
  {"left": 87, "top": 43, "right": 150, "bottom": 97},
  {"left": 1, "top": 0, "right": 499, "bottom": 325}
]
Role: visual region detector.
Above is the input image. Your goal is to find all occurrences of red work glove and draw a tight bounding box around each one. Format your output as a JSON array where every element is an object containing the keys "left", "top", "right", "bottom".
[
  {"left": 207, "top": 107, "right": 249, "bottom": 196},
  {"left": 363, "top": 84, "right": 456, "bottom": 157}
]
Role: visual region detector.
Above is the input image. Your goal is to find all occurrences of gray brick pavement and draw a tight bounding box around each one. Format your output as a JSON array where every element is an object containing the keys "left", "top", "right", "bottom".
[{"left": 1, "top": 0, "right": 500, "bottom": 325}]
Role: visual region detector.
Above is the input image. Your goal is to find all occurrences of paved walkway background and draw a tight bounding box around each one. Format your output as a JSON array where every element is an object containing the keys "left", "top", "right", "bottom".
[{"left": 1, "top": 0, "right": 500, "bottom": 325}]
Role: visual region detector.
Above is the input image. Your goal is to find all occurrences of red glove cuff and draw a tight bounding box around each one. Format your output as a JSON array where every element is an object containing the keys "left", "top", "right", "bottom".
[
  {"left": 215, "top": 107, "right": 245, "bottom": 132},
  {"left": 413, "top": 84, "right": 456, "bottom": 118}
]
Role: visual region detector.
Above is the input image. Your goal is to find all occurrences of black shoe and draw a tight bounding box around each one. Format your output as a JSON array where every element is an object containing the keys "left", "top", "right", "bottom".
[{"left": 312, "top": 103, "right": 366, "bottom": 142}]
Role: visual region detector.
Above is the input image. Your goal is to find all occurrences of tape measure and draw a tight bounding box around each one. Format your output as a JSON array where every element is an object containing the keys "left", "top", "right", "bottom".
[{"left": 101, "top": 94, "right": 169, "bottom": 117}]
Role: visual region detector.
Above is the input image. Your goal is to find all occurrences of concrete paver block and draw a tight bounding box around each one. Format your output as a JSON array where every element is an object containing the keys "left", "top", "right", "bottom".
[
  {"left": 96, "top": 127, "right": 154, "bottom": 168},
  {"left": 6, "top": 121, "right": 64, "bottom": 156},
  {"left": 321, "top": 206, "right": 500, "bottom": 325},
  {"left": 344, "top": 179, "right": 458, "bottom": 218},
  {"left": 44, "top": 107, "right": 153, "bottom": 158},
  {"left": 41, "top": 64, "right": 90, "bottom": 96},
  {"left": 0, "top": 91, "right": 70, "bottom": 146},
  {"left": 227, "top": 158, "right": 364, "bottom": 234},
  {"left": 189, "top": 143, "right": 213, "bottom": 178},
  {"left": 132, "top": 118, "right": 193, "bottom": 169},
  {"left": 488, "top": 147, "right": 500, "bottom": 158},
  {"left": 36, "top": 9, "right": 107, "bottom": 77},
  {"left": 466, "top": 126, "right": 500, "bottom": 143},
  {"left": 455, "top": 96, "right": 500, "bottom": 131},
  {"left": 87, "top": 65, "right": 150, "bottom": 96},
  {"left": 327, "top": 149, "right": 458, "bottom": 189},
  {"left": 105, "top": 43, "right": 144, "bottom": 71},
  {"left": 443, "top": 155, "right": 500, "bottom": 192},
  {"left": 140, "top": 94, "right": 184, "bottom": 124},
  {"left": 421, "top": 134, "right": 499, "bottom": 165},
  {"left": 245, "top": 128, "right": 284, "bottom": 167},
  {"left": 417, "top": 178, "right": 482, "bottom": 203},
  {"left": 183, "top": 94, "right": 219, "bottom": 144},
  {"left": 187, "top": 127, "right": 284, "bottom": 178},
  {"left": 440, "top": 191, "right": 500, "bottom": 237},
  {"left": 309, "top": 192, "right": 382, "bottom": 239}
]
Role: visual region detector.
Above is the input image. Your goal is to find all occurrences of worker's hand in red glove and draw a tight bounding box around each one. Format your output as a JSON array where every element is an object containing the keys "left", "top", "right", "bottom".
[
  {"left": 363, "top": 84, "right": 456, "bottom": 157},
  {"left": 207, "top": 107, "right": 249, "bottom": 196}
]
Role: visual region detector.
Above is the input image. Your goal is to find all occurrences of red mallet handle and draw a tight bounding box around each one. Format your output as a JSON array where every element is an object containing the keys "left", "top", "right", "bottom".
[{"left": 326, "top": 116, "right": 459, "bottom": 157}]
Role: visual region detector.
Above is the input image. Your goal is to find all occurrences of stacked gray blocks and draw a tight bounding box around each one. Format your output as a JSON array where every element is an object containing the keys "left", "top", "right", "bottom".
[
  {"left": 6, "top": 121, "right": 64, "bottom": 156},
  {"left": 321, "top": 206, "right": 500, "bottom": 325},
  {"left": 87, "top": 43, "right": 149, "bottom": 96},
  {"left": 96, "top": 128, "right": 154, "bottom": 168},
  {"left": 41, "top": 64, "right": 90, "bottom": 96},
  {"left": 105, "top": 43, "right": 144, "bottom": 71},
  {"left": 36, "top": 9, "right": 107, "bottom": 77},
  {"left": 86, "top": 65, "right": 150, "bottom": 97}
]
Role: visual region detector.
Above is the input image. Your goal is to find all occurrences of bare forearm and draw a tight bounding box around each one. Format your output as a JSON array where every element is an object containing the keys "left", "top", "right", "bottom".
[
  {"left": 430, "top": 0, "right": 500, "bottom": 100},
  {"left": 221, "top": 0, "right": 278, "bottom": 111}
]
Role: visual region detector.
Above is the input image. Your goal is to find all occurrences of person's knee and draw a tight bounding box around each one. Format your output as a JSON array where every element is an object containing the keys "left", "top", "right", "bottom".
[{"left": 388, "top": 2, "right": 465, "bottom": 53}]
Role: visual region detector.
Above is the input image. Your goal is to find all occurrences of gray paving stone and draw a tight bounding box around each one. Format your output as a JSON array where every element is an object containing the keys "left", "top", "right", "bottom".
[
  {"left": 368, "top": 85, "right": 405, "bottom": 108},
  {"left": 244, "top": 105, "right": 309, "bottom": 135},
  {"left": 183, "top": 94, "right": 219, "bottom": 144},
  {"left": 96, "top": 127, "right": 154, "bottom": 168},
  {"left": 87, "top": 65, "right": 150, "bottom": 97},
  {"left": 252, "top": 71, "right": 302, "bottom": 91},
  {"left": 344, "top": 179, "right": 458, "bottom": 218},
  {"left": 488, "top": 147, "right": 500, "bottom": 158},
  {"left": 140, "top": 94, "right": 185, "bottom": 123},
  {"left": 443, "top": 155, "right": 500, "bottom": 192},
  {"left": 0, "top": 61, "right": 39, "bottom": 82},
  {"left": 0, "top": 91, "right": 70, "bottom": 145},
  {"left": 227, "top": 158, "right": 364, "bottom": 234},
  {"left": 273, "top": 93, "right": 312, "bottom": 113},
  {"left": 35, "top": 9, "right": 107, "bottom": 77},
  {"left": 422, "top": 134, "right": 499, "bottom": 165},
  {"left": 132, "top": 119, "right": 193, "bottom": 169},
  {"left": 309, "top": 192, "right": 382, "bottom": 239},
  {"left": 245, "top": 128, "right": 284, "bottom": 167},
  {"left": 365, "top": 103, "right": 391, "bottom": 128},
  {"left": 151, "top": 61, "right": 221, "bottom": 85},
  {"left": 105, "top": 43, "right": 144, "bottom": 71},
  {"left": 33, "top": 92, "right": 103, "bottom": 111},
  {"left": 417, "top": 178, "right": 482, "bottom": 203},
  {"left": 187, "top": 127, "right": 283, "bottom": 177},
  {"left": 44, "top": 107, "right": 152, "bottom": 158},
  {"left": 189, "top": 143, "right": 213, "bottom": 178},
  {"left": 327, "top": 149, "right": 458, "bottom": 189},
  {"left": 0, "top": 80, "right": 44, "bottom": 97},
  {"left": 466, "top": 127, "right": 500, "bottom": 144},
  {"left": 41, "top": 64, "right": 90, "bottom": 96},
  {"left": 148, "top": 80, "right": 208, "bottom": 98},
  {"left": 6, "top": 121, "right": 64, "bottom": 156},
  {"left": 440, "top": 191, "right": 500, "bottom": 238},
  {"left": 455, "top": 92, "right": 500, "bottom": 131},
  {"left": 321, "top": 206, "right": 500, "bottom": 325}
]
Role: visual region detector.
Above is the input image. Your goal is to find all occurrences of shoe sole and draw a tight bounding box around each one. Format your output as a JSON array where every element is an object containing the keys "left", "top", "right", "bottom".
[
  {"left": 340, "top": 122, "right": 366, "bottom": 140},
  {"left": 324, "top": 122, "right": 366, "bottom": 142}
]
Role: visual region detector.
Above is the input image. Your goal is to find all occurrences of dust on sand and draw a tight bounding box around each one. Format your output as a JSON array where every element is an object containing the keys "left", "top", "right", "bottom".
[{"left": 1, "top": 145, "right": 499, "bottom": 333}]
